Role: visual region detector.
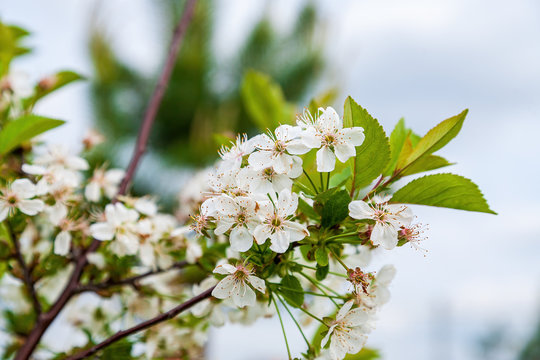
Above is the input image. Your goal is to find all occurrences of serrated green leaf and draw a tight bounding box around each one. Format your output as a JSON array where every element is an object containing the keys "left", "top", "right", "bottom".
[
  {"left": 401, "top": 155, "right": 454, "bottom": 176},
  {"left": 343, "top": 97, "right": 390, "bottom": 192},
  {"left": 321, "top": 189, "right": 351, "bottom": 228},
  {"left": 0, "top": 115, "right": 65, "bottom": 155},
  {"left": 401, "top": 109, "right": 467, "bottom": 171},
  {"left": 391, "top": 173, "right": 496, "bottom": 214},
  {"left": 384, "top": 118, "right": 407, "bottom": 175},
  {"left": 280, "top": 275, "right": 304, "bottom": 308},
  {"left": 241, "top": 70, "right": 294, "bottom": 132},
  {"left": 315, "top": 247, "right": 329, "bottom": 266}
]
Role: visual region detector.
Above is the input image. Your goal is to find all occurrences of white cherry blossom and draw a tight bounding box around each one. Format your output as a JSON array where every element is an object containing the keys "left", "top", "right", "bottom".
[
  {"left": 253, "top": 189, "right": 309, "bottom": 253},
  {"left": 89, "top": 203, "right": 140, "bottom": 255},
  {"left": 211, "top": 263, "right": 266, "bottom": 308},
  {"left": 248, "top": 125, "right": 309, "bottom": 175},
  {"left": 0, "top": 179, "right": 44, "bottom": 221},
  {"left": 218, "top": 134, "right": 255, "bottom": 171},
  {"left": 348, "top": 195, "right": 413, "bottom": 250},
  {"left": 321, "top": 300, "right": 369, "bottom": 360},
  {"left": 34, "top": 144, "right": 89, "bottom": 171},
  {"left": 213, "top": 195, "right": 260, "bottom": 252},
  {"left": 85, "top": 168, "right": 125, "bottom": 202},
  {"left": 237, "top": 160, "right": 301, "bottom": 194},
  {"left": 355, "top": 265, "right": 396, "bottom": 312},
  {"left": 299, "top": 107, "right": 365, "bottom": 172}
]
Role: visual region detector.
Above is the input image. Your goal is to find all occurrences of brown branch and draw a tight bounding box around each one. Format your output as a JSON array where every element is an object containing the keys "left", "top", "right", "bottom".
[
  {"left": 63, "top": 286, "right": 215, "bottom": 360},
  {"left": 14, "top": 3, "right": 198, "bottom": 358},
  {"left": 74, "top": 260, "right": 188, "bottom": 294},
  {"left": 8, "top": 222, "right": 42, "bottom": 316},
  {"left": 117, "top": 0, "right": 197, "bottom": 196}
]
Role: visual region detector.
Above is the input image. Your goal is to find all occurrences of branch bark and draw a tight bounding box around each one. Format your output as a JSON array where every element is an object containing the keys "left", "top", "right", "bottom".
[
  {"left": 14, "top": 1, "right": 197, "bottom": 358},
  {"left": 64, "top": 286, "right": 215, "bottom": 360},
  {"left": 9, "top": 222, "right": 41, "bottom": 316},
  {"left": 74, "top": 260, "right": 188, "bottom": 294}
]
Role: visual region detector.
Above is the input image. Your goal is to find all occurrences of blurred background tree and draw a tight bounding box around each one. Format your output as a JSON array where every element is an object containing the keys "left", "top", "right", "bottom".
[{"left": 87, "top": 0, "right": 331, "bottom": 208}]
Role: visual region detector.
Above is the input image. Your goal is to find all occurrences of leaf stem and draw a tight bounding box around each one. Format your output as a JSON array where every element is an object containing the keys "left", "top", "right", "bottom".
[
  {"left": 303, "top": 169, "right": 318, "bottom": 194},
  {"left": 273, "top": 296, "right": 292, "bottom": 360},
  {"left": 276, "top": 294, "right": 311, "bottom": 348},
  {"left": 299, "top": 272, "right": 339, "bottom": 306},
  {"left": 328, "top": 248, "right": 350, "bottom": 271}
]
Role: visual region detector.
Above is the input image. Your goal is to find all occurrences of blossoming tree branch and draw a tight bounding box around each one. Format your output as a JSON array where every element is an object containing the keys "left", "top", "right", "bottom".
[{"left": 0, "top": 7, "right": 494, "bottom": 360}]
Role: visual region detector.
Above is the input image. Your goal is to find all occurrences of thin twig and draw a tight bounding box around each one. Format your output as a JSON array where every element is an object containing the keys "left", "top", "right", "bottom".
[
  {"left": 74, "top": 260, "right": 188, "bottom": 294},
  {"left": 8, "top": 222, "right": 41, "bottom": 315},
  {"left": 63, "top": 286, "right": 215, "bottom": 360},
  {"left": 14, "top": 1, "right": 198, "bottom": 359},
  {"left": 116, "top": 0, "right": 197, "bottom": 196}
]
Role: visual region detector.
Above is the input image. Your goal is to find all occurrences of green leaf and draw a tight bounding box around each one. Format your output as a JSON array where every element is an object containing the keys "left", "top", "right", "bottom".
[
  {"left": 329, "top": 166, "right": 351, "bottom": 188},
  {"left": 384, "top": 118, "right": 407, "bottom": 175},
  {"left": 321, "top": 189, "right": 351, "bottom": 228},
  {"left": 401, "top": 109, "right": 467, "bottom": 171},
  {"left": 315, "top": 264, "right": 329, "bottom": 281},
  {"left": 0, "top": 115, "right": 65, "bottom": 155},
  {"left": 280, "top": 275, "right": 304, "bottom": 308},
  {"left": 343, "top": 97, "right": 390, "bottom": 192},
  {"left": 241, "top": 70, "right": 294, "bottom": 132},
  {"left": 401, "top": 155, "right": 454, "bottom": 176},
  {"left": 100, "top": 338, "right": 133, "bottom": 360},
  {"left": 315, "top": 247, "right": 329, "bottom": 266},
  {"left": 28, "top": 70, "right": 84, "bottom": 106},
  {"left": 391, "top": 173, "right": 496, "bottom": 214}
]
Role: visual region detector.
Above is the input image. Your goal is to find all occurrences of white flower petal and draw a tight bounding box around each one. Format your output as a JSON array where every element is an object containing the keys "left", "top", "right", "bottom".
[
  {"left": 371, "top": 223, "right": 398, "bottom": 249},
  {"left": 213, "top": 263, "right": 237, "bottom": 275},
  {"left": 90, "top": 222, "right": 115, "bottom": 241},
  {"left": 334, "top": 143, "right": 356, "bottom": 163},
  {"left": 54, "top": 231, "right": 72, "bottom": 256},
  {"left": 348, "top": 201, "right": 374, "bottom": 220},
  {"left": 18, "top": 199, "right": 44, "bottom": 216},
  {"left": 342, "top": 127, "right": 365, "bottom": 146},
  {"left": 248, "top": 151, "right": 274, "bottom": 170},
  {"left": 248, "top": 275, "right": 266, "bottom": 293},
  {"left": 11, "top": 179, "right": 36, "bottom": 199},
  {"left": 229, "top": 227, "right": 253, "bottom": 252},
  {"left": 316, "top": 147, "right": 336, "bottom": 172}
]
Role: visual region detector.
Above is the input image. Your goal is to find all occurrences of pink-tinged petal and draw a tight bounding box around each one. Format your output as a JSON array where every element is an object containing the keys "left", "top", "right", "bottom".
[
  {"left": 250, "top": 134, "right": 274, "bottom": 151},
  {"left": 212, "top": 275, "right": 235, "bottom": 299},
  {"left": 11, "top": 179, "right": 36, "bottom": 199},
  {"left": 342, "top": 127, "right": 365, "bottom": 146},
  {"left": 90, "top": 222, "right": 115, "bottom": 241},
  {"left": 213, "top": 263, "right": 237, "bottom": 275},
  {"left": 348, "top": 201, "right": 374, "bottom": 220},
  {"left": 248, "top": 151, "right": 273, "bottom": 170},
  {"left": 334, "top": 143, "right": 356, "bottom": 163},
  {"left": 316, "top": 147, "right": 336, "bottom": 172},
  {"left": 336, "top": 300, "right": 355, "bottom": 321},
  {"left": 54, "top": 231, "right": 72, "bottom": 256},
  {"left": 248, "top": 275, "right": 266, "bottom": 293},
  {"left": 229, "top": 226, "right": 253, "bottom": 252},
  {"left": 371, "top": 223, "right": 398, "bottom": 249},
  {"left": 18, "top": 199, "right": 44, "bottom": 216}
]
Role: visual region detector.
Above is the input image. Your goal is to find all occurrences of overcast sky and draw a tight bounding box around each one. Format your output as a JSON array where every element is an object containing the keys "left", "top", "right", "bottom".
[{"left": 1, "top": 0, "right": 540, "bottom": 359}]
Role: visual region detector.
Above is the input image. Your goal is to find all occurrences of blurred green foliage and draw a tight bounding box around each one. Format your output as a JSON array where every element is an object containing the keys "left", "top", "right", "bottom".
[{"left": 88, "top": 0, "right": 327, "bottom": 201}]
